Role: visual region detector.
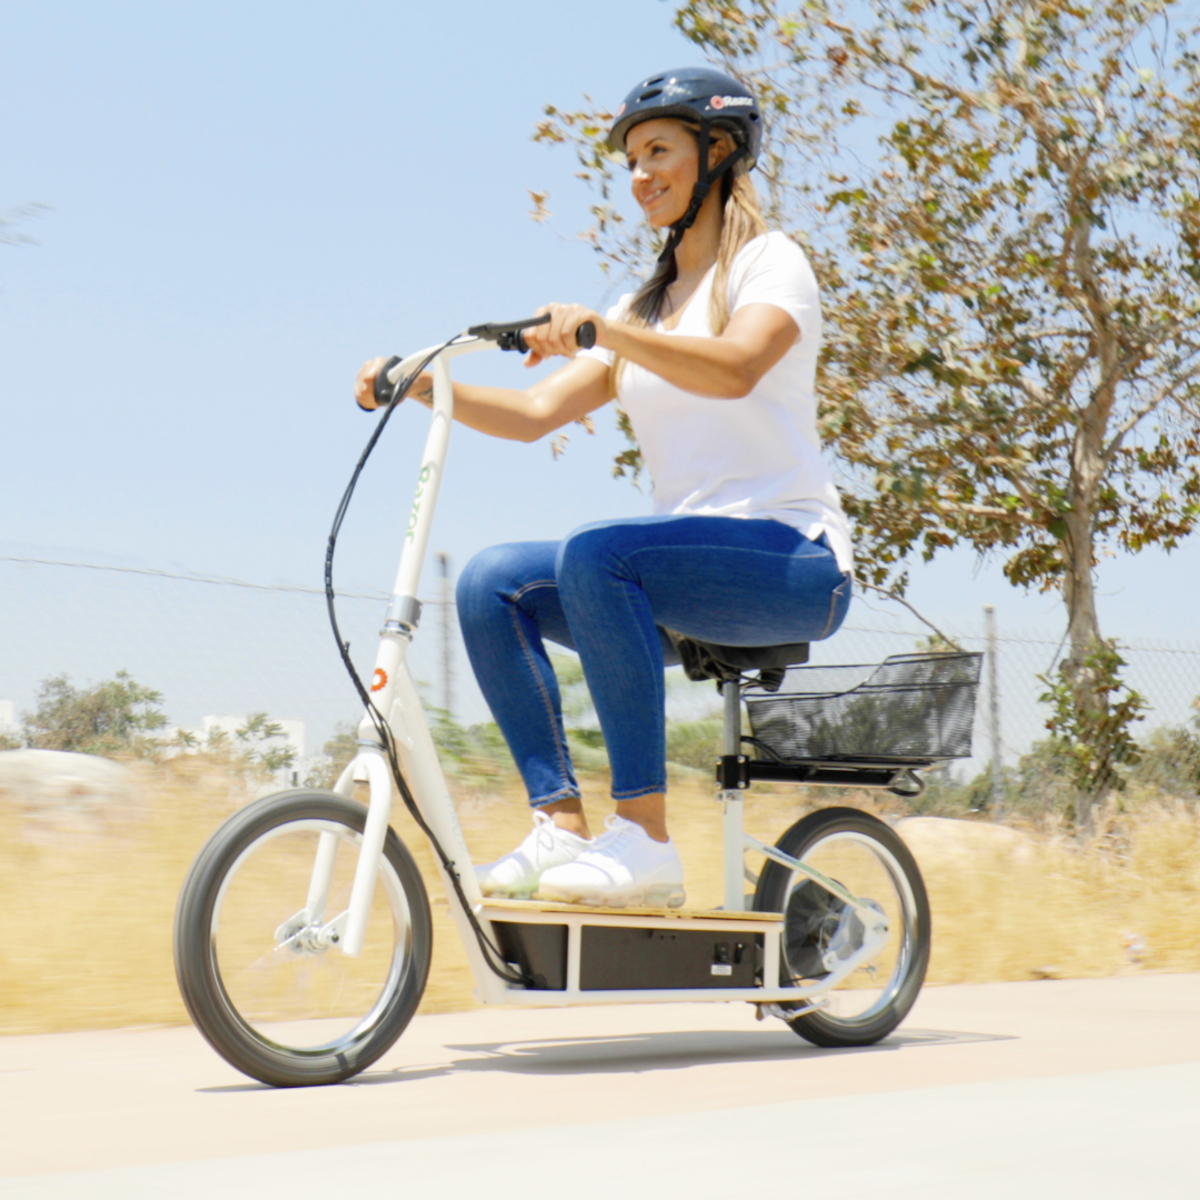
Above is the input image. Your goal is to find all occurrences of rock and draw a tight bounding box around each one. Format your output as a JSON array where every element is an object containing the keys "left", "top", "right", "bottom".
[
  {"left": 1031, "top": 964, "right": 1064, "bottom": 980},
  {"left": 1121, "top": 932, "right": 1147, "bottom": 964},
  {"left": 0, "top": 749, "right": 134, "bottom": 829},
  {"left": 895, "top": 815, "right": 1036, "bottom": 867}
]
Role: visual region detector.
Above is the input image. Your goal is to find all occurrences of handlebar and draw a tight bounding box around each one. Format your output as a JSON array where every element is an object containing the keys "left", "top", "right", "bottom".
[
  {"left": 372, "top": 315, "right": 597, "bottom": 408},
  {"left": 467, "top": 314, "right": 597, "bottom": 354}
]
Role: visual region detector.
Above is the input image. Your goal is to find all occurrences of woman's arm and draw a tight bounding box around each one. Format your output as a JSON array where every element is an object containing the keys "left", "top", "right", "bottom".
[
  {"left": 353, "top": 294, "right": 798, "bottom": 432},
  {"left": 607, "top": 304, "right": 799, "bottom": 399},
  {"left": 524, "top": 301, "right": 801, "bottom": 401},
  {"left": 353, "top": 354, "right": 612, "bottom": 443}
]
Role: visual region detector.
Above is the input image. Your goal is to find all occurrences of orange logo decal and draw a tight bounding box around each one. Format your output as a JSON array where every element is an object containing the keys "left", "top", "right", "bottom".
[{"left": 371, "top": 668, "right": 388, "bottom": 692}]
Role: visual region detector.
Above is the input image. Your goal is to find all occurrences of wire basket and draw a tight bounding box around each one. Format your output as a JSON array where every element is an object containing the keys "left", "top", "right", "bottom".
[{"left": 745, "top": 652, "right": 984, "bottom": 763}]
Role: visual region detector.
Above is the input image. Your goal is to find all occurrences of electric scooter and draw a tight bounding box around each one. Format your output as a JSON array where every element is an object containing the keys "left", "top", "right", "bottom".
[{"left": 173, "top": 315, "right": 981, "bottom": 1087}]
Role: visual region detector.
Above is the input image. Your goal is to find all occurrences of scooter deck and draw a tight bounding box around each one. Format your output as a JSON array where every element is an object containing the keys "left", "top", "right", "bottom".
[{"left": 478, "top": 897, "right": 784, "bottom": 921}]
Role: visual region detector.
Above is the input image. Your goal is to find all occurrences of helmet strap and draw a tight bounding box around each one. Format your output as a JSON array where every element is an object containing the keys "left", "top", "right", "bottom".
[{"left": 656, "top": 120, "right": 750, "bottom": 264}]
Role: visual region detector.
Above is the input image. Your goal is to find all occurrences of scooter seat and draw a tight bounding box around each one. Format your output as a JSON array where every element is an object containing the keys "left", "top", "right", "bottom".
[{"left": 667, "top": 631, "right": 810, "bottom": 690}]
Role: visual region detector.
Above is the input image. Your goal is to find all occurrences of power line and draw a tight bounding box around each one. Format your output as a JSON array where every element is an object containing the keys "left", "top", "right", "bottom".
[
  {"left": 6, "top": 557, "right": 1199, "bottom": 654},
  {"left": 0, "top": 555, "right": 454, "bottom": 605}
]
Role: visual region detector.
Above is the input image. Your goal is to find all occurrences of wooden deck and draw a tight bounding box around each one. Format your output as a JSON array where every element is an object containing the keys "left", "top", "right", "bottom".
[{"left": 478, "top": 898, "right": 784, "bottom": 922}]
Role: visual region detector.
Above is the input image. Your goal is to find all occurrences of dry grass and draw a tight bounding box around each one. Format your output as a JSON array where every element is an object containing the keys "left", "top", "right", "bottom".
[
  {"left": 899, "top": 811, "right": 1200, "bottom": 983},
  {"left": 1, "top": 761, "right": 1198, "bottom": 1036}
]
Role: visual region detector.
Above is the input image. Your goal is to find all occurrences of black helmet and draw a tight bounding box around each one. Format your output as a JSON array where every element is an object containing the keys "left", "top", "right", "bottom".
[
  {"left": 608, "top": 67, "right": 762, "bottom": 262},
  {"left": 608, "top": 66, "right": 762, "bottom": 168}
]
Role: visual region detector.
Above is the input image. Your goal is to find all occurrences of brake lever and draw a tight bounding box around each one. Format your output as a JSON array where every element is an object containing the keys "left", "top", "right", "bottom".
[{"left": 466, "top": 315, "right": 551, "bottom": 341}]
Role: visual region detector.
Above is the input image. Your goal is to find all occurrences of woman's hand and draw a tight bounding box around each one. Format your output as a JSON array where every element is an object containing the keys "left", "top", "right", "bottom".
[
  {"left": 354, "top": 357, "right": 387, "bottom": 411},
  {"left": 353, "top": 358, "right": 433, "bottom": 410},
  {"left": 521, "top": 303, "right": 606, "bottom": 368}
]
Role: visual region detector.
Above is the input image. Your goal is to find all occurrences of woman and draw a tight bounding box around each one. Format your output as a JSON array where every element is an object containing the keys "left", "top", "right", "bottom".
[{"left": 355, "top": 67, "right": 852, "bottom": 909}]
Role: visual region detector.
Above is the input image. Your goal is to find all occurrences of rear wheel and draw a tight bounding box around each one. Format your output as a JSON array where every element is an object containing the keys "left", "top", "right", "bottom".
[
  {"left": 174, "top": 789, "right": 431, "bottom": 1086},
  {"left": 753, "top": 806, "right": 930, "bottom": 1047}
]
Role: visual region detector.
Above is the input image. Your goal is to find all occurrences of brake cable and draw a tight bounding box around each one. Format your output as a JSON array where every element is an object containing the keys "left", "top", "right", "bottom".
[{"left": 324, "top": 332, "right": 533, "bottom": 987}]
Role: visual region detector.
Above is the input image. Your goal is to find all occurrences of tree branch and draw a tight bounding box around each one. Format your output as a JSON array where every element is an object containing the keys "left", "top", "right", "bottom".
[
  {"left": 854, "top": 578, "right": 963, "bottom": 650},
  {"left": 1103, "top": 362, "right": 1200, "bottom": 464},
  {"left": 928, "top": 500, "right": 1040, "bottom": 525}
]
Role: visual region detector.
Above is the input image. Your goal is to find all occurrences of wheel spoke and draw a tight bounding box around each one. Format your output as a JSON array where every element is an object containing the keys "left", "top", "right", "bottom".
[
  {"left": 212, "top": 819, "right": 410, "bottom": 1052},
  {"left": 755, "top": 808, "right": 930, "bottom": 1046},
  {"left": 175, "top": 791, "right": 431, "bottom": 1085}
]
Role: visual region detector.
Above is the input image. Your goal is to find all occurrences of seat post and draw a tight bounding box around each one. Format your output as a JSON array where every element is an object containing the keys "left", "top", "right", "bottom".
[{"left": 719, "top": 679, "right": 746, "bottom": 912}]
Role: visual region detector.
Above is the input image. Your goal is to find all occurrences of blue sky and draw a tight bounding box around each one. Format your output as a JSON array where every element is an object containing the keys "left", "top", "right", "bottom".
[{"left": 1, "top": 0, "right": 1193, "bottom": 740}]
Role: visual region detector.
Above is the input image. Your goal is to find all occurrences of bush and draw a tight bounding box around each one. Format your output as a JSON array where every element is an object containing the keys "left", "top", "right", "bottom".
[
  {"left": 897, "top": 739, "right": 1082, "bottom": 821},
  {"left": 427, "top": 709, "right": 517, "bottom": 786},
  {"left": 665, "top": 719, "right": 723, "bottom": 773},
  {"left": 22, "top": 670, "right": 167, "bottom": 759}
]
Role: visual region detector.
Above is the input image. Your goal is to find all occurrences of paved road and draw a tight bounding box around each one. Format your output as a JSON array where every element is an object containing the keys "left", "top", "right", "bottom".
[{"left": 2, "top": 974, "right": 1198, "bottom": 1198}]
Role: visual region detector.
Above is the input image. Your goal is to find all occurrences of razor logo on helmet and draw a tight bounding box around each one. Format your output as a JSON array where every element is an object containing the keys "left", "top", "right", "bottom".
[{"left": 711, "top": 95, "right": 754, "bottom": 109}]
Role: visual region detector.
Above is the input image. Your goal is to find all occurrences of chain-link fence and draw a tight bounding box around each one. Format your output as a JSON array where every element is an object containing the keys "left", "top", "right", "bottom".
[
  {"left": 816, "top": 619, "right": 1200, "bottom": 779},
  {"left": 5, "top": 555, "right": 1200, "bottom": 799},
  {"left": 813, "top": 615, "right": 1200, "bottom": 815}
]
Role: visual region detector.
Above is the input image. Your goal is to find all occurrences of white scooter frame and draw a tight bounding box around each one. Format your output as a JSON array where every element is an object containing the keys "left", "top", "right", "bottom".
[{"left": 317, "top": 332, "right": 894, "bottom": 1010}]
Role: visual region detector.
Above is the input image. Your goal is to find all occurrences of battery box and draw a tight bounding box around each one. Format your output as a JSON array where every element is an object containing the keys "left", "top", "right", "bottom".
[
  {"left": 492, "top": 921, "right": 760, "bottom": 991},
  {"left": 492, "top": 921, "right": 568, "bottom": 990}
]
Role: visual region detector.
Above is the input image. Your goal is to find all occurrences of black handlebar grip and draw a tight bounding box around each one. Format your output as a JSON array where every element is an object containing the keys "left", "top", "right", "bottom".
[
  {"left": 510, "top": 321, "right": 598, "bottom": 356},
  {"left": 372, "top": 355, "right": 403, "bottom": 408}
]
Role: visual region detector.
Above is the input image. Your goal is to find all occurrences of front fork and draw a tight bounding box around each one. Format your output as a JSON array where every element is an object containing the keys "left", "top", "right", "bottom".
[
  {"left": 278, "top": 751, "right": 398, "bottom": 958},
  {"left": 300, "top": 627, "right": 496, "bottom": 988},
  {"left": 271, "top": 741, "right": 394, "bottom": 958},
  {"left": 276, "top": 629, "right": 425, "bottom": 959}
]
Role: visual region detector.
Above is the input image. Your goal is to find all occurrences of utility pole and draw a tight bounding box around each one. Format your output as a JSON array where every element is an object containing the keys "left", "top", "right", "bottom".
[
  {"left": 984, "top": 604, "right": 1003, "bottom": 819},
  {"left": 438, "top": 552, "right": 454, "bottom": 720}
]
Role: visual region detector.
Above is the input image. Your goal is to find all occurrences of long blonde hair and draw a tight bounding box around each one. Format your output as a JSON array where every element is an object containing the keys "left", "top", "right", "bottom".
[{"left": 611, "top": 124, "right": 768, "bottom": 393}]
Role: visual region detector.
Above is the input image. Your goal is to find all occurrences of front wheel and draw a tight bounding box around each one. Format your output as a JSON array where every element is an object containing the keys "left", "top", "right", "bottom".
[
  {"left": 174, "top": 789, "right": 432, "bottom": 1087},
  {"left": 753, "top": 806, "right": 931, "bottom": 1047}
]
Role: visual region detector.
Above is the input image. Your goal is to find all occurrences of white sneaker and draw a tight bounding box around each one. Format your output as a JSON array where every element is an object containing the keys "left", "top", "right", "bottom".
[
  {"left": 474, "top": 811, "right": 591, "bottom": 898},
  {"left": 537, "top": 815, "right": 685, "bottom": 908}
]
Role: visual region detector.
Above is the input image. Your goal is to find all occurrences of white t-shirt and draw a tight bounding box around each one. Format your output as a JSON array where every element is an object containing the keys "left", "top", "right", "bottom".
[{"left": 580, "top": 230, "right": 853, "bottom": 573}]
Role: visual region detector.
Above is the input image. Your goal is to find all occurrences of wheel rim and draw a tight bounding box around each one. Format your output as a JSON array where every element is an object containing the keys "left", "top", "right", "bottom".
[
  {"left": 781, "top": 830, "right": 919, "bottom": 1026},
  {"left": 208, "top": 818, "right": 413, "bottom": 1057}
]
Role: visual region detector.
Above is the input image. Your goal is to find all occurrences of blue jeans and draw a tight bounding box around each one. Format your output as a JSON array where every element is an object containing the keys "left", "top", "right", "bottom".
[{"left": 457, "top": 515, "right": 851, "bottom": 806}]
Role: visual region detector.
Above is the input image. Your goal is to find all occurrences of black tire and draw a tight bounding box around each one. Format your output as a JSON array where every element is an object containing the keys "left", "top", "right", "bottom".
[
  {"left": 174, "top": 789, "right": 431, "bottom": 1087},
  {"left": 753, "top": 806, "right": 930, "bottom": 1048}
]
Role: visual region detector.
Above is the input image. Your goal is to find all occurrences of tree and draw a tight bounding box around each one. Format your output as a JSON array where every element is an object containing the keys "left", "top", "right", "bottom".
[
  {"left": 177, "top": 713, "right": 299, "bottom": 783},
  {"left": 1038, "top": 637, "right": 1146, "bottom": 812},
  {"left": 538, "top": 0, "right": 1200, "bottom": 829},
  {"left": 305, "top": 721, "right": 359, "bottom": 789},
  {"left": 233, "top": 713, "right": 297, "bottom": 774},
  {"left": 23, "top": 670, "right": 168, "bottom": 758},
  {"left": 1, "top": 202, "right": 50, "bottom": 248}
]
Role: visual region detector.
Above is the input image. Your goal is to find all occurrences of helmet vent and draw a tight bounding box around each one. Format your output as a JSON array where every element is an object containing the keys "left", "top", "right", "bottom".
[
  {"left": 638, "top": 87, "right": 663, "bottom": 101},
  {"left": 646, "top": 75, "right": 665, "bottom": 84}
]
